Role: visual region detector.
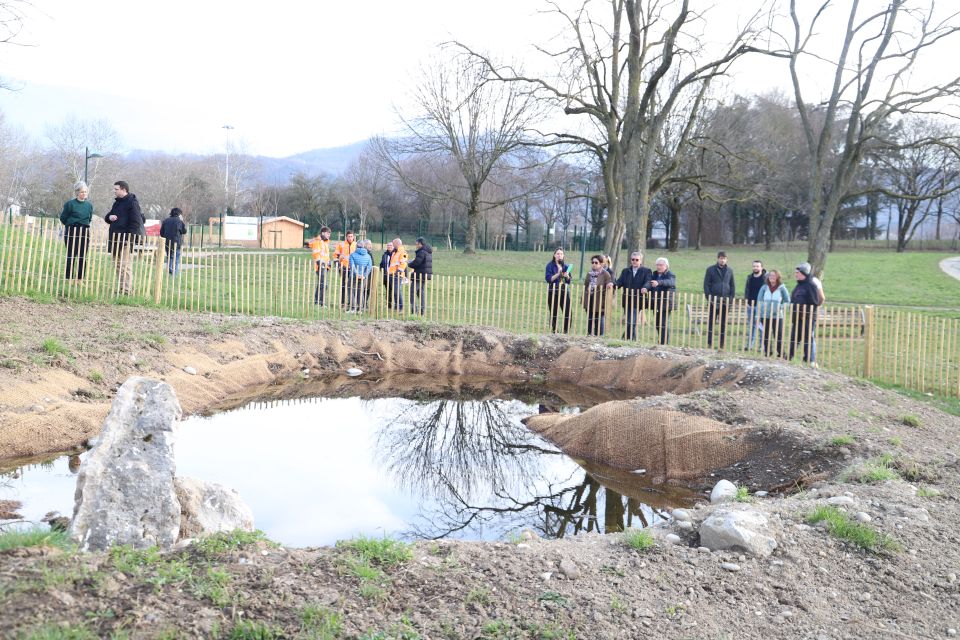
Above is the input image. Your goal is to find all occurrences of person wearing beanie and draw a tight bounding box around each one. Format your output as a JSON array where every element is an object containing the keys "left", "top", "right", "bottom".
[
  {"left": 160, "top": 207, "right": 187, "bottom": 276},
  {"left": 789, "top": 262, "right": 821, "bottom": 363}
]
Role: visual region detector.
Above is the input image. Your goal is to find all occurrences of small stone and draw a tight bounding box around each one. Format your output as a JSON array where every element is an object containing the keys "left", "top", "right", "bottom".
[
  {"left": 697, "top": 547, "right": 711, "bottom": 554},
  {"left": 51, "top": 590, "right": 75, "bottom": 606},
  {"left": 854, "top": 512, "right": 872, "bottom": 523},
  {"left": 346, "top": 367, "right": 363, "bottom": 377},
  {"left": 721, "top": 563, "right": 741, "bottom": 572},
  {"left": 672, "top": 509, "right": 692, "bottom": 522},
  {"left": 558, "top": 558, "right": 580, "bottom": 580},
  {"left": 677, "top": 521, "right": 694, "bottom": 532},
  {"left": 754, "top": 491, "right": 768, "bottom": 498},
  {"left": 710, "top": 479, "right": 738, "bottom": 504},
  {"left": 858, "top": 592, "right": 871, "bottom": 602},
  {"left": 827, "top": 496, "right": 855, "bottom": 507},
  {"left": 520, "top": 529, "right": 539, "bottom": 541},
  {"left": 540, "top": 572, "right": 552, "bottom": 581},
  {"left": 665, "top": 534, "right": 682, "bottom": 545},
  {"left": 947, "top": 573, "right": 957, "bottom": 584},
  {"left": 947, "top": 628, "right": 956, "bottom": 637},
  {"left": 516, "top": 543, "right": 531, "bottom": 550},
  {"left": 183, "top": 366, "right": 197, "bottom": 375}
]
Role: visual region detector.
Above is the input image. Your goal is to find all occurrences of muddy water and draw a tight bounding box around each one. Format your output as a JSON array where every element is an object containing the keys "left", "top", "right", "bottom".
[{"left": 1, "top": 378, "right": 701, "bottom": 547}]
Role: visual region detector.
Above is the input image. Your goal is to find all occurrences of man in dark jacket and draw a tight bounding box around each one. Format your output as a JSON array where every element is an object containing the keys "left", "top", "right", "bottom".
[
  {"left": 703, "top": 250, "right": 735, "bottom": 349},
  {"left": 159, "top": 208, "right": 187, "bottom": 276},
  {"left": 379, "top": 241, "right": 394, "bottom": 309},
  {"left": 407, "top": 237, "right": 433, "bottom": 315},
  {"left": 789, "top": 262, "right": 821, "bottom": 363},
  {"left": 743, "top": 259, "right": 767, "bottom": 350},
  {"left": 105, "top": 180, "right": 145, "bottom": 295},
  {"left": 614, "top": 251, "right": 653, "bottom": 340}
]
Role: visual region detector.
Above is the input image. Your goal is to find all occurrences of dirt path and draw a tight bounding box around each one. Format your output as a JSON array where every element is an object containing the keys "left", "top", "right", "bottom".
[{"left": 1, "top": 296, "right": 959, "bottom": 639}]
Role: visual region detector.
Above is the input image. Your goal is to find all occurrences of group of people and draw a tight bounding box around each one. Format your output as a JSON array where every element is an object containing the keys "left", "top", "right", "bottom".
[
  {"left": 60, "top": 180, "right": 187, "bottom": 294},
  {"left": 546, "top": 248, "right": 677, "bottom": 344},
  {"left": 307, "top": 229, "right": 433, "bottom": 314},
  {"left": 545, "top": 248, "right": 826, "bottom": 362}
]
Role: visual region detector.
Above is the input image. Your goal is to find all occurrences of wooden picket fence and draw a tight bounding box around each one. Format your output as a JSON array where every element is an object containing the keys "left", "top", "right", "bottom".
[{"left": 1, "top": 218, "right": 958, "bottom": 398}]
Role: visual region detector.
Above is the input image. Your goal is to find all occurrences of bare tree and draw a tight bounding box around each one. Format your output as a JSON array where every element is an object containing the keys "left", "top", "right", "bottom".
[
  {"left": 340, "top": 146, "right": 385, "bottom": 234},
  {"left": 0, "top": 1, "right": 31, "bottom": 90},
  {"left": 776, "top": 0, "right": 960, "bottom": 276},
  {"left": 45, "top": 116, "right": 120, "bottom": 192},
  {"left": 374, "top": 50, "right": 545, "bottom": 253},
  {"left": 461, "top": 0, "right": 767, "bottom": 265}
]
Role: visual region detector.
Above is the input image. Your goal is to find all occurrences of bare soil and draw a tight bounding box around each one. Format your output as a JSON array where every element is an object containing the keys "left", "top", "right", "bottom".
[{"left": 1, "top": 295, "right": 959, "bottom": 639}]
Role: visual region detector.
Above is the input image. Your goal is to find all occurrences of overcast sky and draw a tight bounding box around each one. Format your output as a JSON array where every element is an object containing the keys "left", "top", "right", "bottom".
[{"left": 1, "top": 0, "right": 956, "bottom": 159}]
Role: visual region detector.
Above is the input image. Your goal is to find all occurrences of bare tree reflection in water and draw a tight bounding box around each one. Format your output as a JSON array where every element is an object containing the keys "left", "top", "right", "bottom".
[{"left": 375, "top": 399, "right": 674, "bottom": 540}]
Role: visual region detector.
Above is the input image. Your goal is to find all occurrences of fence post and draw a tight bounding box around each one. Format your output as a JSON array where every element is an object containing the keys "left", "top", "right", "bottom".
[
  {"left": 863, "top": 305, "right": 875, "bottom": 378},
  {"left": 153, "top": 239, "right": 165, "bottom": 304}
]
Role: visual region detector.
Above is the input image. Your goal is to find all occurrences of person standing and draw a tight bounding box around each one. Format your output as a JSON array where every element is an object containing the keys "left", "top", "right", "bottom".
[
  {"left": 159, "top": 208, "right": 187, "bottom": 276},
  {"left": 646, "top": 257, "right": 676, "bottom": 345},
  {"left": 756, "top": 270, "right": 790, "bottom": 357},
  {"left": 789, "top": 262, "right": 821, "bottom": 363},
  {"left": 614, "top": 251, "right": 652, "bottom": 340},
  {"left": 743, "top": 260, "right": 767, "bottom": 350},
  {"left": 347, "top": 241, "right": 373, "bottom": 312},
  {"left": 703, "top": 250, "right": 735, "bottom": 349},
  {"left": 308, "top": 226, "right": 332, "bottom": 305},
  {"left": 583, "top": 254, "right": 613, "bottom": 336},
  {"left": 332, "top": 230, "right": 357, "bottom": 309},
  {"left": 407, "top": 237, "right": 433, "bottom": 315},
  {"left": 380, "top": 241, "right": 394, "bottom": 309},
  {"left": 387, "top": 237, "right": 408, "bottom": 312},
  {"left": 59, "top": 181, "right": 93, "bottom": 281},
  {"left": 105, "top": 180, "right": 145, "bottom": 295},
  {"left": 545, "top": 248, "right": 572, "bottom": 333}
]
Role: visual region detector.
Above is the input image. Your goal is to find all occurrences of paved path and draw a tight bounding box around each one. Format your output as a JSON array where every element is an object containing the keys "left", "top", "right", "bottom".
[{"left": 939, "top": 257, "right": 960, "bottom": 282}]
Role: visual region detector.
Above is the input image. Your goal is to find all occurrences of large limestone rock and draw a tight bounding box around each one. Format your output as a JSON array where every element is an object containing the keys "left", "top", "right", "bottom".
[
  {"left": 699, "top": 507, "right": 778, "bottom": 557},
  {"left": 175, "top": 477, "right": 255, "bottom": 540},
  {"left": 70, "top": 377, "right": 183, "bottom": 551}
]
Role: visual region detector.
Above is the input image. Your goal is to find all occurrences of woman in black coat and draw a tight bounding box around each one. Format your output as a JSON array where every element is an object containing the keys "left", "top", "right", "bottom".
[{"left": 646, "top": 257, "right": 676, "bottom": 345}]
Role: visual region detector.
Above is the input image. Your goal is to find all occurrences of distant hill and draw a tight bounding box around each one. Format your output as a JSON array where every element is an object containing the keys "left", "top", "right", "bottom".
[{"left": 256, "top": 141, "right": 368, "bottom": 182}]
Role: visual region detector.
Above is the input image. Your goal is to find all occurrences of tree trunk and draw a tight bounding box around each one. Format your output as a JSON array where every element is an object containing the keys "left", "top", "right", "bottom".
[
  {"left": 668, "top": 197, "right": 681, "bottom": 252},
  {"left": 463, "top": 186, "right": 481, "bottom": 254}
]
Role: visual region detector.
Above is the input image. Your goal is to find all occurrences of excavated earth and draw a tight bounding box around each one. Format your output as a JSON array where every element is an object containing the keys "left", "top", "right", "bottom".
[{"left": 0, "top": 296, "right": 959, "bottom": 639}]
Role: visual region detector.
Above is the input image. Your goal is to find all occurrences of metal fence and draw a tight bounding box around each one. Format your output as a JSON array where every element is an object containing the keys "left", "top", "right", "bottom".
[{"left": 2, "top": 218, "right": 958, "bottom": 398}]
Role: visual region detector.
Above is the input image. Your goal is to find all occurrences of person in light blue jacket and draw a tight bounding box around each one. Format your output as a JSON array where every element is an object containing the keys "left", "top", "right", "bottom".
[
  {"left": 348, "top": 243, "right": 373, "bottom": 313},
  {"left": 755, "top": 269, "right": 790, "bottom": 357}
]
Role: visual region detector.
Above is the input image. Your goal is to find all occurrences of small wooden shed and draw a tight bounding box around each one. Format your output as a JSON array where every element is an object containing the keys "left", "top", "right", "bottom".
[{"left": 260, "top": 216, "right": 308, "bottom": 249}]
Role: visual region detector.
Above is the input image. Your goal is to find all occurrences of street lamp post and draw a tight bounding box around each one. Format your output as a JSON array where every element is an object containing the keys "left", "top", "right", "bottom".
[
  {"left": 220, "top": 125, "right": 234, "bottom": 248},
  {"left": 84, "top": 147, "right": 103, "bottom": 186}
]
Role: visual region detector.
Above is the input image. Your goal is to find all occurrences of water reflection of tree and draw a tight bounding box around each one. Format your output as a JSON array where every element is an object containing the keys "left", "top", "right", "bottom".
[{"left": 375, "top": 399, "right": 674, "bottom": 540}]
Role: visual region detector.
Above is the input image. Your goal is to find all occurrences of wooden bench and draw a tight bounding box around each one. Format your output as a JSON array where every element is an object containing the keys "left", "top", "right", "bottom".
[{"left": 685, "top": 301, "right": 865, "bottom": 336}]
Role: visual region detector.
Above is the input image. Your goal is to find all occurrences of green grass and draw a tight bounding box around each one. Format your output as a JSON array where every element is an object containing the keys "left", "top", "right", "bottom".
[
  {"left": 87, "top": 370, "right": 104, "bottom": 383},
  {"left": 40, "top": 338, "right": 69, "bottom": 357},
  {"left": 0, "top": 527, "right": 74, "bottom": 552},
  {"left": 335, "top": 535, "right": 412, "bottom": 567},
  {"left": 191, "top": 529, "right": 272, "bottom": 556},
  {"left": 849, "top": 455, "right": 900, "bottom": 483},
  {"left": 830, "top": 435, "right": 856, "bottom": 446},
  {"left": 806, "top": 505, "right": 899, "bottom": 553},
  {"left": 875, "top": 383, "right": 960, "bottom": 416},
  {"left": 298, "top": 604, "right": 343, "bottom": 639},
  {"left": 21, "top": 625, "right": 98, "bottom": 640},
  {"left": 900, "top": 414, "right": 922, "bottom": 427},
  {"left": 622, "top": 528, "right": 655, "bottom": 551},
  {"left": 733, "top": 485, "right": 753, "bottom": 502},
  {"left": 917, "top": 485, "right": 941, "bottom": 498},
  {"left": 227, "top": 620, "right": 283, "bottom": 640}
]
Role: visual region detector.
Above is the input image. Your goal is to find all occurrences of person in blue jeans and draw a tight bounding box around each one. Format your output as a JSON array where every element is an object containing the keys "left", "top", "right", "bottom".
[{"left": 159, "top": 208, "right": 187, "bottom": 276}]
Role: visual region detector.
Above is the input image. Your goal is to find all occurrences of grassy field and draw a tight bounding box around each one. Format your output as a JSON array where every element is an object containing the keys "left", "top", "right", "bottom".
[{"left": 427, "top": 248, "right": 960, "bottom": 310}]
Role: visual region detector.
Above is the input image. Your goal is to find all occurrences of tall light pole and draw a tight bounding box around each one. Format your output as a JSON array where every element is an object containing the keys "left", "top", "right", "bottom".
[
  {"left": 84, "top": 147, "right": 103, "bottom": 186},
  {"left": 220, "top": 124, "right": 234, "bottom": 247}
]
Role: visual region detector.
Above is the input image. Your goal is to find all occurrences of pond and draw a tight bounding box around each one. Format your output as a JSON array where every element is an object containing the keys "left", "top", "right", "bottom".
[{"left": 1, "top": 376, "right": 699, "bottom": 547}]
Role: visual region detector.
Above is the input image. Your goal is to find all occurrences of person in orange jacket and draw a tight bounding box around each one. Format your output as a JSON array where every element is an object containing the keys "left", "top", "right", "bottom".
[
  {"left": 387, "top": 237, "right": 408, "bottom": 312},
  {"left": 331, "top": 230, "right": 357, "bottom": 309},
  {"left": 307, "top": 226, "right": 332, "bottom": 305}
]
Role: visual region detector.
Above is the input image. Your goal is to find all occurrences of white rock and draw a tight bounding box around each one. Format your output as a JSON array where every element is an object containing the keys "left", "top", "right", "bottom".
[
  {"left": 699, "top": 508, "right": 778, "bottom": 558},
  {"left": 826, "top": 496, "right": 856, "bottom": 507},
  {"left": 346, "top": 367, "right": 363, "bottom": 377},
  {"left": 174, "top": 477, "right": 254, "bottom": 539},
  {"left": 854, "top": 512, "right": 872, "bottom": 523},
  {"left": 676, "top": 521, "right": 694, "bottom": 532},
  {"left": 672, "top": 509, "right": 692, "bottom": 522},
  {"left": 710, "top": 479, "right": 738, "bottom": 504},
  {"left": 754, "top": 491, "right": 769, "bottom": 498},
  {"left": 858, "top": 592, "right": 872, "bottom": 602},
  {"left": 665, "top": 533, "right": 682, "bottom": 545},
  {"left": 721, "top": 562, "right": 741, "bottom": 572},
  {"left": 183, "top": 366, "right": 198, "bottom": 375},
  {"left": 70, "top": 378, "right": 183, "bottom": 551}
]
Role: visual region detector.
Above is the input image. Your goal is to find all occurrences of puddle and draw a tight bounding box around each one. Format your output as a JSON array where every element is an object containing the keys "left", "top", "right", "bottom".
[{"left": 1, "top": 378, "right": 706, "bottom": 547}]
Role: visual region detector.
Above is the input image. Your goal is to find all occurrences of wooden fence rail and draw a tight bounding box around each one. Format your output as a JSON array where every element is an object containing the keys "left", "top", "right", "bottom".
[{"left": 1, "top": 218, "right": 958, "bottom": 397}]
